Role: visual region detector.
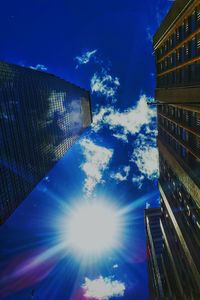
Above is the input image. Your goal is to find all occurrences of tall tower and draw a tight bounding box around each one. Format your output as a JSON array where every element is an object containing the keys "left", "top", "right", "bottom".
[
  {"left": 0, "top": 61, "right": 92, "bottom": 224},
  {"left": 145, "top": 1, "right": 200, "bottom": 298}
]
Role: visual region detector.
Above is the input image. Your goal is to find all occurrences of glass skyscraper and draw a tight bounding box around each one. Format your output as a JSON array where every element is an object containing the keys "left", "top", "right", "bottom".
[{"left": 0, "top": 61, "right": 92, "bottom": 224}]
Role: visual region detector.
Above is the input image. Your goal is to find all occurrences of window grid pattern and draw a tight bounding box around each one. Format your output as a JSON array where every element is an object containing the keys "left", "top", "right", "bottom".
[
  {"left": 155, "top": 4, "right": 200, "bottom": 88},
  {"left": 0, "top": 62, "right": 92, "bottom": 224},
  {"left": 159, "top": 155, "right": 200, "bottom": 296}
]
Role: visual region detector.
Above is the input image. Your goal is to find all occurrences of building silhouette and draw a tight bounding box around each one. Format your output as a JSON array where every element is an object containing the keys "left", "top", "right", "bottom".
[
  {"left": 0, "top": 61, "right": 92, "bottom": 224},
  {"left": 145, "top": 0, "right": 200, "bottom": 298}
]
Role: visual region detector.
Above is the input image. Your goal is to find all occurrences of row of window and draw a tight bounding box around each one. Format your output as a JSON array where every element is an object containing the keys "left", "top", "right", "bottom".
[
  {"left": 0, "top": 164, "right": 32, "bottom": 223},
  {"left": 160, "top": 202, "right": 195, "bottom": 295},
  {"left": 160, "top": 155, "right": 200, "bottom": 231},
  {"left": 157, "top": 34, "right": 200, "bottom": 73},
  {"left": 159, "top": 115, "right": 188, "bottom": 140},
  {"left": 157, "top": 61, "right": 200, "bottom": 87},
  {"left": 158, "top": 105, "right": 200, "bottom": 133},
  {"left": 159, "top": 126, "right": 189, "bottom": 160},
  {"left": 159, "top": 156, "right": 200, "bottom": 276},
  {"left": 156, "top": 5, "right": 200, "bottom": 60},
  {"left": 158, "top": 115, "right": 200, "bottom": 158},
  {"left": 159, "top": 126, "right": 200, "bottom": 183}
]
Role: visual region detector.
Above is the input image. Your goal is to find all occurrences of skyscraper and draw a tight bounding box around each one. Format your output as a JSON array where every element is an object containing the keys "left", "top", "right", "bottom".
[
  {"left": 0, "top": 61, "right": 92, "bottom": 224},
  {"left": 145, "top": 0, "right": 200, "bottom": 298}
]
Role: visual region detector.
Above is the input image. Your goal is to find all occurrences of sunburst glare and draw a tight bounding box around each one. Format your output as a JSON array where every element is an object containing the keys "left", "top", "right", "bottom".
[{"left": 60, "top": 200, "right": 123, "bottom": 258}]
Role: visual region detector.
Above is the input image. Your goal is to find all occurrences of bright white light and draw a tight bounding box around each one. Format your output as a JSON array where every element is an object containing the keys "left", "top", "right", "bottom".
[{"left": 66, "top": 201, "right": 121, "bottom": 256}]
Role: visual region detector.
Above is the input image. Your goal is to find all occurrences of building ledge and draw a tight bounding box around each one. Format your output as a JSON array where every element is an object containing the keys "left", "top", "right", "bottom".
[{"left": 155, "top": 86, "right": 200, "bottom": 103}]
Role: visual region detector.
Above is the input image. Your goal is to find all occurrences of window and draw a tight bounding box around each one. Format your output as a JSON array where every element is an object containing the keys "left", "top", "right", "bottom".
[
  {"left": 176, "top": 28, "right": 180, "bottom": 43},
  {"left": 190, "top": 38, "right": 197, "bottom": 58},
  {"left": 182, "top": 128, "right": 186, "bottom": 140},
  {"left": 191, "top": 10, "right": 197, "bottom": 32},
  {"left": 184, "top": 43, "right": 189, "bottom": 60},
  {"left": 181, "top": 146, "right": 187, "bottom": 157},
  {"left": 172, "top": 32, "right": 176, "bottom": 47},
  {"left": 197, "top": 5, "right": 200, "bottom": 28},
  {"left": 172, "top": 51, "right": 176, "bottom": 66},
  {"left": 190, "top": 63, "right": 196, "bottom": 82},
  {"left": 178, "top": 24, "right": 184, "bottom": 41},
  {"left": 184, "top": 19, "right": 189, "bottom": 37}
]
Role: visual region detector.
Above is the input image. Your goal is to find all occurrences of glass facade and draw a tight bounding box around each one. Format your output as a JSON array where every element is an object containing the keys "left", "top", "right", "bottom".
[{"left": 0, "top": 61, "right": 92, "bottom": 224}]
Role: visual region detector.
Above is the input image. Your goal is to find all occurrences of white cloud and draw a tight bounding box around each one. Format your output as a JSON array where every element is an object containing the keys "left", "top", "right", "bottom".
[
  {"left": 132, "top": 174, "right": 145, "bottom": 189},
  {"left": 111, "top": 166, "right": 130, "bottom": 182},
  {"left": 83, "top": 276, "right": 125, "bottom": 300},
  {"left": 30, "top": 64, "right": 47, "bottom": 71},
  {"left": 93, "top": 95, "right": 158, "bottom": 183},
  {"left": 130, "top": 117, "right": 158, "bottom": 181},
  {"left": 104, "top": 95, "right": 156, "bottom": 135},
  {"left": 92, "top": 95, "right": 156, "bottom": 137},
  {"left": 113, "top": 264, "right": 119, "bottom": 269},
  {"left": 75, "top": 49, "right": 97, "bottom": 68},
  {"left": 91, "top": 94, "right": 158, "bottom": 184},
  {"left": 80, "top": 138, "right": 113, "bottom": 195},
  {"left": 74, "top": 48, "right": 158, "bottom": 187},
  {"left": 146, "top": 202, "right": 151, "bottom": 209},
  {"left": 146, "top": 27, "right": 153, "bottom": 42},
  {"left": 112, "top": 133, "right": 128, "bottom": 143},
  {"left": 75, "top": 49, "right": 119, "bottom": 102},
  {"left": 91, "top": 69, "right": 120, "bottom": 102},
  {"left": 92, "top": 106, "right": 113, "bottom": 132},
  {"left": 132, "top": 145, "right": 159, "bottom": 180}
]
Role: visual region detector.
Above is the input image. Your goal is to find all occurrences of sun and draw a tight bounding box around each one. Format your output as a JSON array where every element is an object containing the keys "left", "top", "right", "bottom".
[{"left": 65, "top": 201, "right": 122, "bottom": 257}]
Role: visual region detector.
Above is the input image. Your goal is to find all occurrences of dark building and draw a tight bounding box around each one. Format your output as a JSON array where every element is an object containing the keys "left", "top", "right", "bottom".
[
  {"left": 145, "top": 208, "right": 165, "bottom": 300},
  {"left": 0, "top": 61, "right": 92, "bottom": 224},
  {"left": 145, "top": 0, "right": 200, "bottom": 299}
]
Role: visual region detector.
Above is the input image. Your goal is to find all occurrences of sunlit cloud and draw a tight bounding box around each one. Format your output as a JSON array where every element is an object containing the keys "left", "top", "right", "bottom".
[
  {"left": 146, "top": 202, "right": 151, "bottom": 209},
  {"left": 92, "top": 106, "right": 113, "bottom": 132},
  {"left": 146, "top": 26, "right": 153, "bottom": 42},
  {"left": 30, "top": 64, "right": 48, "bottom": 71},
  {"left": 111, "top": 166, "right": 130, "bottom": 182},
  {"left": 132, "top": 145, "right": 159, "bottom": 180},
  {"left": 80, "top": 138, "right": 113, "bottom": 195},
  {"left": 75, "top": 49, "right": 98, "bottom": 68},
  {"left": 82, "top": 276, "right": 125, "bottom": 300},
  {"left": 75, "top": 49, "right": 120, "bottom": 102},
  {"left": 91, "top": 69, "right": 120, "bottom": 102},
  {"left": 131, "top": 118, "right": 158, "bottom": 181},
  {"left": 112, "top": 132, "right": 128, "bottom": 143},
  {"left": 132, "top": 174, "right": 145, "bottom": 189},
  {"left": 92, "top": 95, "right": 156, "bottom": 137},
  {"left": 113, "top": 264, "right": 119, "bottom": 269},
  {"left": 104, "top": 95, "right": 155, "bottom": 135},
  {"left": 90, "top": 95, "right": 158, "bottom": 184},
  {"left": 75, "top": 48, "right": 158, "bottom": 188}
]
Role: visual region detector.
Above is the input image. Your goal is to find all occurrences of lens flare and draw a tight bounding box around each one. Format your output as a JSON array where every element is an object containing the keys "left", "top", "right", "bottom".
[{"left": 65, "top": 201, "right": 122, "bottom": 256}]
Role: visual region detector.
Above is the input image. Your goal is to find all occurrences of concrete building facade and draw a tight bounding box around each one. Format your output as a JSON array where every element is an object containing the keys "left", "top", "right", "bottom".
[{"left": 145, "top": 1, "right": 200, "bottom": 298}]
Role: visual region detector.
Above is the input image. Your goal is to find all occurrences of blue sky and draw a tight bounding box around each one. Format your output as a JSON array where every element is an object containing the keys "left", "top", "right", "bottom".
[{"left": 0, "top": 1, "right": 172, "bottom": 299}]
